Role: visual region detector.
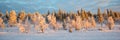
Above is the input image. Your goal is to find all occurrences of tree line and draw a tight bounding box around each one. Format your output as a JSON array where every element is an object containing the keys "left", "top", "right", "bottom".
[{"left": 0, "top": 8, "right": 119, "bottom": 33}]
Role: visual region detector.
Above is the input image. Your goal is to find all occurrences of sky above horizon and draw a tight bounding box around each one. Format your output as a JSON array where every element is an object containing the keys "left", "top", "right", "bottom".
[{"left": 0, "top": 0, "right": 120, "bottom": 14}]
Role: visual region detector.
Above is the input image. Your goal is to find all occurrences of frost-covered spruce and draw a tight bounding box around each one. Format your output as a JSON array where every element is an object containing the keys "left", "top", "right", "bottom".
[
  {"left": 17, "top": 20, "right": 25, "bottom": 33},
  {"left": 83, "top": 19, "right": 91, "bottom": 30},
  {"left": 39, "top": 14, "right": 48, "bottom": 33},
  {"left": 47, "top": 14, "right": 52, "bottom": 23},
  {"left": 63, "top": 19, "right": 67, "bottom": 30},
  {"left": 33, "top": 13, "right": 48, "bottom": 33},
  {"left": 68, "top": 19, "right": 76, "bottom": 32},
  {"left": 3, "top": 11, "right": 9, "bottom": 23},
  {"left": 51, "top": 14, "right": 58, "bottom": 30},
  {"left": 34, "top": 13, "right": 42, "bottom": 32},
  {"left": 47, "top": 14, "right": 53, "bottom": 29},
  {"left": 18, "top": 11, "right": 26, "bottom": 22},
  {"left": 8, "top": 10, "right": 17, "bottom": 27},
  {"left": 30, "top": 13, "right": 42, "bottom": 32},
  {"left": 75, "top": 16, "right": 82, "bottom": 30},
  {"left": 90, "top": 16, "right": 96, "bottom": 28},
  {"left": 72, "top": 19, "right": 76, "bottom": 28},
  {"left": 66, "top": 16, "right": 73, "bottom": 32},
  {"left": 66, "top": 16, "right": 71, "bottom": 23},
  {"left": 47, "top": 14, "right": 59, "bottom": 30},
  {"left": 30, "top": 13, "right": 37, "bottom": 24},
  {"left": 0, "top": 17, "right": 5, "bottom": 30},
  {"left": 107, "top": 16, "right": 114, "bottom": 30}
]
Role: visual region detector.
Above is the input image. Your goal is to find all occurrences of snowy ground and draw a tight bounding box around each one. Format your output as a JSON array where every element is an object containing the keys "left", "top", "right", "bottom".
[{"left": 0, "top": 24, "right": 120, "bottom": 40}]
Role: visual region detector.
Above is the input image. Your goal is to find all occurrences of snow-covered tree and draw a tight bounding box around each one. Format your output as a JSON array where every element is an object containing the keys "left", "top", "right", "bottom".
[
  {"left": 107, "top": 16, "right": 114, "bottom": 30},
  {"left": 50, "top": 13, "right": 58, "bottom": 30},
  {"left": 81, "top": 9, "right": 88, "bottom": 20},
  {"left": 8, "top": 10, "right": 17, "bottom": 27},
  {"left": 27, "top": 12, "right": 31, "bottom": 16},
  {"left": 103, "top": 10, "right": 107, "bottom": 20},
  {"left": 90, "top": 16, "right": 96, "bottom": 28},
  {"left": 97, "top": 8, "right": 104, "bottom": 27},
  {"left": 3, "top": 10, "right": 9, "bottom": 23},
  {"left": 87, "top": 11, "right": 92, "bottom": 17},
  {"left": 75, "top": 15, "right": 82, "bottom": 30},
  {"left": 17, "top": 20, "right": 25, "bottom": 33},
  {"left": 83, "top": 19, "right": 91, "bottom": 30},
  {"left": 18, "top": 11, "right": 26, "bottom": 22},
  {"left": 0, "top": 12, "right": 3, "bottom": 17},
  {"left": 114, "top": 12, "right": 120, "bottom": 20},
  {"left": 69, "top": 19, "right": 75, "bottom": 33},
  {"left": 32, "top": 12, "right": 41, "bottom": 32},
  {"left": 81, "top": 9, "right": 86, "bottom": 20},
  {"left": 107, "top": 9, "right": 111, "bottom": 18},
  {"left": 39, "top": 16, "right": 48, "bottom": 33},
  {"left": 47, "top": 12, "right": 62, "bottom": 31},
  {"left": 63, "top": 19, "right": 67, "bottom": 30},
  {"left": 0, "top": 17, "right": 5, "bottom": 30},
  {"left": 77, "top": 10, "right": 81, "bottom": 16},
  {"left": 30, "top": 13, "right": 37, "bottom": 24}
]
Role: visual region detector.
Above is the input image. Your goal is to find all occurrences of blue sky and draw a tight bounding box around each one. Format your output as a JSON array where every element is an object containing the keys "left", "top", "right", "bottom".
[{"left": 0, "top": 0, "right": 120, "bottom": 14}]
